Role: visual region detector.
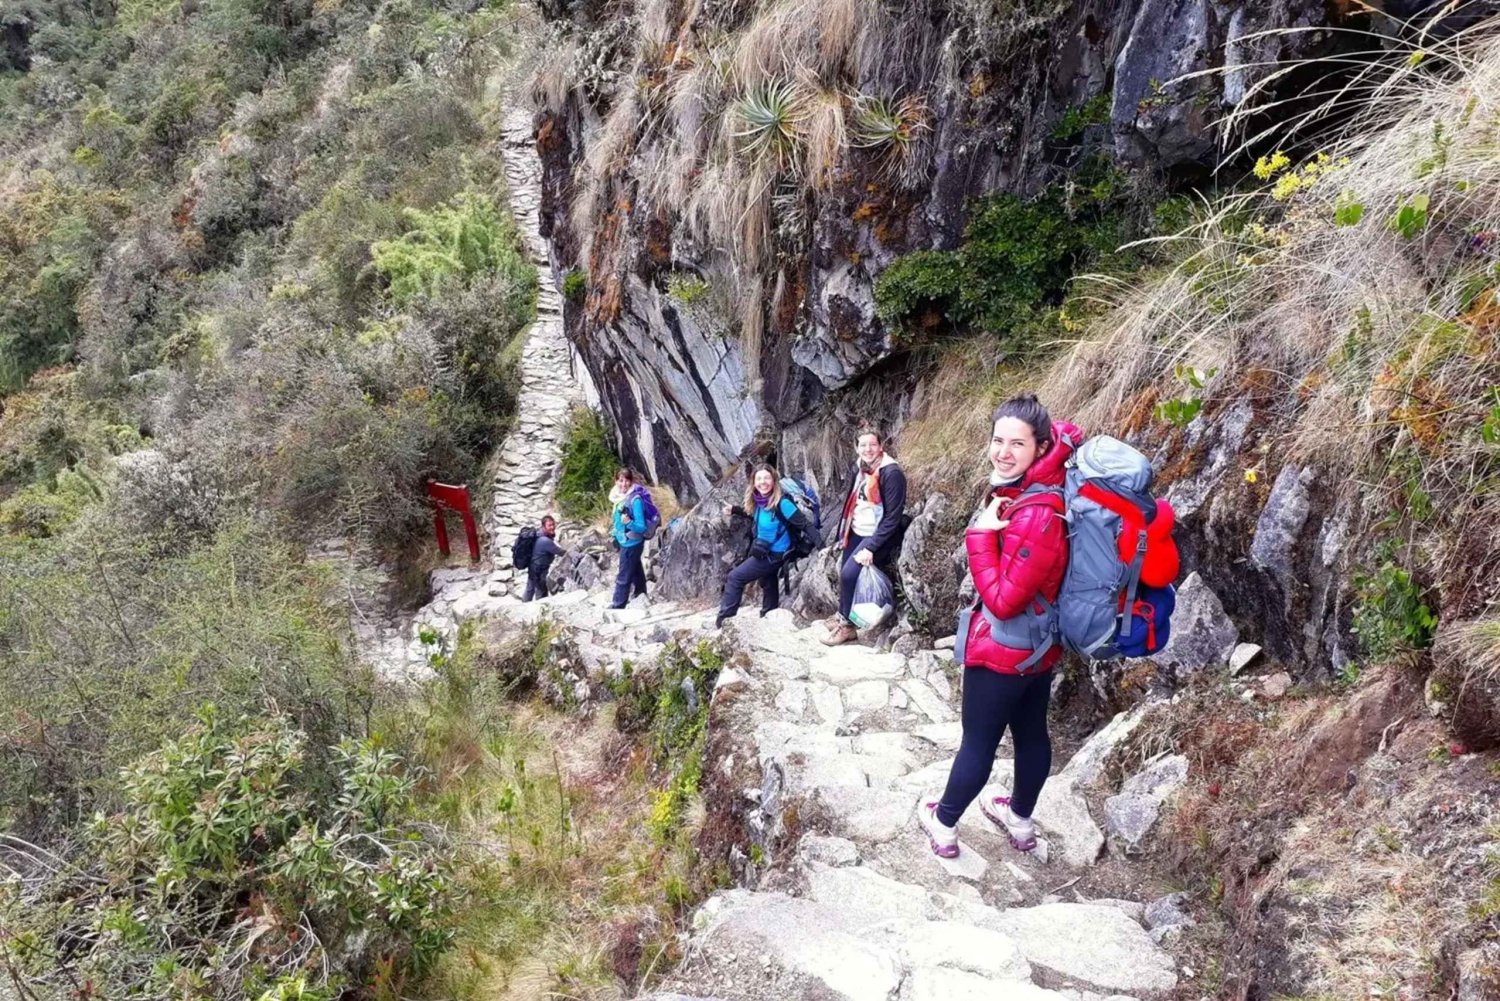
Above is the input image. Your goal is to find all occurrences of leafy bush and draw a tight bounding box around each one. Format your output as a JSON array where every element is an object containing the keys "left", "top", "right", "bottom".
[
  {"left": 371, "top": 191, "right": 536, "bottom": 308},
  {"left": 1351, "top": 542, "right": 1439, "bottom": 662},
  {"left": 0, "top": 709, "right": 455, "bottom": 1000},
  {"left": 0, "top": 517, "right": 376, "bottom": 833},
  {"left": 555, "top": 406, "right": 621, "bottom": 520},
  {"left": 1050, "top": 93, "right": 1111, "bottom": 141},
  {"left": 874, "top": 174, "right": 1130, "bottom": 354}
]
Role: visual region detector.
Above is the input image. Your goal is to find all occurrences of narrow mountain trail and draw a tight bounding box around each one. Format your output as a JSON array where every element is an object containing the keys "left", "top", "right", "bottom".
[
  {"left": 363, "top": 106, "right": 586, "bottom": 675},
  {"left": 377, "top": 104, "right": 1185, "bottom": 1001}
]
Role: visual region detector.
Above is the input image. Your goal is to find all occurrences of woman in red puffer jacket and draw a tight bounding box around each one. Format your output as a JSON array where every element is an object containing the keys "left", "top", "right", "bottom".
[{"left": 917, "top": 393, "right": 1082, "bottom": 859}]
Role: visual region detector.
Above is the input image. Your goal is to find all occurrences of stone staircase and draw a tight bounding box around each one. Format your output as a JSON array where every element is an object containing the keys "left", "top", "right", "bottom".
[{"left": 470, "top": 594, "right": 1181, "bottom": 1001}]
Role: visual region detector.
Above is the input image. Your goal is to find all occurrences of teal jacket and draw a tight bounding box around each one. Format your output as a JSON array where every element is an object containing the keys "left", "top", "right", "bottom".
[
  {"left": 752, "top": 497, "right": 802, "bottom": 555},
  {"left": 612, "top": 493, "right": 646, "bottom": 549}
]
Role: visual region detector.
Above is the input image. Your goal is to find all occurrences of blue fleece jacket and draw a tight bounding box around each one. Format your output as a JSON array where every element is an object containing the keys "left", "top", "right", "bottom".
[
  {"left": 753, "top": 497, "right": 802, "bottom": 555},
  {"left": 612, "top": 493, "right": 646, "bottom": 548}
]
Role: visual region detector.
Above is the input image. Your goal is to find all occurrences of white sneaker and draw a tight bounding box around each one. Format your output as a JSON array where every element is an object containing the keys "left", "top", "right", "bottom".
[
  {"left": 980, "top": 794, "right": 1038, "bottom": 852},
  {"left": 918, "top": 800, "right": 960, "bottom": 858}
]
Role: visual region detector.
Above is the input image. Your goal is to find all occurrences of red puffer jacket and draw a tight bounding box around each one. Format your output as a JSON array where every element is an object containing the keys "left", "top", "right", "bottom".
[{"left": 962, "top": 421, "right": 1082, "bottom": 675}]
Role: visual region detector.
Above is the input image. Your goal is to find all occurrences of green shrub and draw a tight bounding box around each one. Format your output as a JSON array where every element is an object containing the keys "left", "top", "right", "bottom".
[
  {"left": 873, "top": 249, "right": 963, "bottom": 334},
  {"left": 1050, "top": 92, "right": 1111, "bottom": 141},
  {"left": 0, "top": 463, "right": 106, "bottom": 537},
  {"left": 0, "top": 708, "right": 455, "bottom": 1000},
  {"left": 874, "top": 171, "right": 1131, "bottom": 354},
  {"left": 0, "top": 518, "right": 375, "bottom": 832},
  {"left": 555, "top": 406, "right": 621, "bottom": 520},
  {"left": 1351, "top": 542, "right": 1439, "bottom": 662},
  {"left": 371, "top": 191, "right": 535, "bottom": 307},
  {"left": 563, "top": 268, "right": 588, "bottom": 302}
]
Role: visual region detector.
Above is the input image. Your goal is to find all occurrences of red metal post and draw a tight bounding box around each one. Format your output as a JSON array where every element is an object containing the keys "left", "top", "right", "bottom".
[{"left": 425, "top": 480, "right": 480, "bottom": 562}]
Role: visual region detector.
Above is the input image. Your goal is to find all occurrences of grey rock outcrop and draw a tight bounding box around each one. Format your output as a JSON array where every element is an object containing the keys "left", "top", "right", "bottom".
[
  {"left": 655, "top": 477, "right": 749, "bottom": 601},
  {"left": 535, "top": 0, "right": 1356, "bottom": 511},
  {"left": 1104, "top": 753, "right": 1188, "bottom": 855},
  {"left": 897, "top": 492, "right": 953, "bottom": 628},
  {"left": 1151, "top": 571, "right": 1238, "bottom": 679}
]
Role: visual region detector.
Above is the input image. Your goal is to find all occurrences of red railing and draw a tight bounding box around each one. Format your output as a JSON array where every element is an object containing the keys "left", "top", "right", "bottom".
[{"left": 426, "top": 480, "right": 480, "bottom": 563}]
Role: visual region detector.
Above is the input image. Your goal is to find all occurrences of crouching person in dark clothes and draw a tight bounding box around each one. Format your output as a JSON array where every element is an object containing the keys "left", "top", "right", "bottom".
[
  {"left": 523, "top": 515, "right": 565, "bottom": 601},
  {"left": 715, "top": 464, "right": 807, "bottom": 628}
]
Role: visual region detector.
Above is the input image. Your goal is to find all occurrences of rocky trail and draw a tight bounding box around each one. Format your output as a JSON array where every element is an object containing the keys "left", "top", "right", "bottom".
[{"left": 356, "top": 103, "right": 1196, "bottom": 1001}]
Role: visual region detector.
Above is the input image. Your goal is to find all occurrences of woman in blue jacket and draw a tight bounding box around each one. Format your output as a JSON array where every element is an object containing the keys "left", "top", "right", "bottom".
[
  {"left": 715, "top": 464, "right": 808, "bottom": 627},
  {"left": 609, "top": 467, "right": 649, "bottom": 609}
]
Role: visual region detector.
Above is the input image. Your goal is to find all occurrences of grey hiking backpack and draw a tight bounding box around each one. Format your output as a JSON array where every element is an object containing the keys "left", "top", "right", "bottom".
[{"left": 1057, "top": 435, "right": 1181, "bottom": 661}]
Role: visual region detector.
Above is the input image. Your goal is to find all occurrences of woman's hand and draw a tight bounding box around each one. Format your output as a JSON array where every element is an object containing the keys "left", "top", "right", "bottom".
[
  {"left": 722, "top": 503, "right": 734, "bottom": 520},
  {"left": 973, "top": 496, "right": 1012, "bottom": 532},
  {"left": 853, "top": 547, "right": 874, "bottom": 567}
]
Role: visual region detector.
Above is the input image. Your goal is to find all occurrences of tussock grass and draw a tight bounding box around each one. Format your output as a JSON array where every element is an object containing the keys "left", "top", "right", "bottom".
[
  {"left": 1447, "top": 615, "right": 1500, "bottom": 679},
  {"left": 1041, "top": 13, "right": 1500, "bottom": 598}
]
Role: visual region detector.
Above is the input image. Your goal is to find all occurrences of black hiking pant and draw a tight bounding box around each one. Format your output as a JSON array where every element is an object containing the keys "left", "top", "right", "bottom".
[
  {"left": 522, "top": 565, "right": 550, "bottom": 601},
  {"left": 935, "top": 667, "right": 1053, "bottom": 827},
  {"left": 717, "top": 554, "right": 783, "bottom": 621},
  {"left": 609, "top": 544, "right": 647, "bottom": 608}
]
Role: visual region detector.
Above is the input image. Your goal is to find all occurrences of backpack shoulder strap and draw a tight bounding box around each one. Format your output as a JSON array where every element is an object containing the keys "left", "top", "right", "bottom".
[{"left": 770, "top": 500, "right": 795, "bottom": 541}]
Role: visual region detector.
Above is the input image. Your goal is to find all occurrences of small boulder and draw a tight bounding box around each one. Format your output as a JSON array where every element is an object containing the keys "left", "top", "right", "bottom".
[
  {"left": 1228, "top": 642, "right": 1261, "bottom": 676},
  {"left": 1144, "top": 891, "right": 1192, "bottom": 932},
  {"left": 1261, "top": 672, "right": 1293, "bottom": 700},
  {"left": 1104, "top": 754, "right": 1188, "bottom": 855},
  {"left": 1152, "top": 572, "right": 1238, "bottom": 680}
]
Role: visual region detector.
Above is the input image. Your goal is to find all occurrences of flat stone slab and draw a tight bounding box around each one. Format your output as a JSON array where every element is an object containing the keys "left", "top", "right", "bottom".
[
  {"left": 994, "top": 903, "right": 1177, "bottom": 993},
  {"left": 810, "top": 785, "right": 915, "bottom": 843},
  {"left": 694, "top": 891, "right": 902, "bottom": 1001},
  {"left": 902, "top": 968, "right": 1071, "bottom": 1001},
  {"left": 811, "top": 645, "right": 908, "bottom": 683}
]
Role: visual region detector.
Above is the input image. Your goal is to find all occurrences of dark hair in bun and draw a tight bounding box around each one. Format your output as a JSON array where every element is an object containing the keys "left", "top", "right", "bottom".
[{"left": 991, "top": 393, "right": 1053, "bottom": 448}]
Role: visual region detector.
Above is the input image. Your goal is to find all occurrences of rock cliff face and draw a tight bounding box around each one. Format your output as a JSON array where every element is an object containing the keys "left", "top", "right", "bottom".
[{"left": 532, "top": 0, "right": 1364, "bottom": 503}]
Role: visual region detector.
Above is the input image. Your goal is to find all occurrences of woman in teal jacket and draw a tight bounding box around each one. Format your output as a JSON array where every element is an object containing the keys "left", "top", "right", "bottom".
[
  {"left": 715, "top": 464, "right": 807, "bottom": 627},
  {"left": 609, "top": 467, "right": 649, "bottom": 609}
]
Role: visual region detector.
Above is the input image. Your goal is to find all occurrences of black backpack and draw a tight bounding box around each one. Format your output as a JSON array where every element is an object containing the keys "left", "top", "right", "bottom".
[{"left": 512, "top": 526, "right": 538, "bottom": 570}]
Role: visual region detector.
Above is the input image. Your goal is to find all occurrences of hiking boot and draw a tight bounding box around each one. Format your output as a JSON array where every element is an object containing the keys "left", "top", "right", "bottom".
[
  {"left": 981, "top": 794, "right": 1038, "bottom": 853},
  {"left": 917, "top": 800, "right": 959, "bottom": 859},
  {"left": 820, "top": 622, "right": 857, "bottom": 647}
]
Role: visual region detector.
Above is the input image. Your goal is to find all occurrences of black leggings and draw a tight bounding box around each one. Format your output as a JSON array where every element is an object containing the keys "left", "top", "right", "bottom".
[
  {"left": 936, "top": 667, "right": 1053, "bottom": 828},
  {"left": 717, "top": 554, "right": 781, "bottom": 620}
]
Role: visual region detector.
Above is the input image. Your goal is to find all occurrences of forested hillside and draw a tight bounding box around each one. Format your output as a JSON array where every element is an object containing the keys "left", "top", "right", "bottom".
[{"left": 0, "top": 2, "right": 551, "bottom": 998}]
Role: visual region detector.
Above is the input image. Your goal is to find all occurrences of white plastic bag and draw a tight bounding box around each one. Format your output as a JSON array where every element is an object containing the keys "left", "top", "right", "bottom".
[{"left": 848, "top": 564, "right": 894, "bottom": 630}]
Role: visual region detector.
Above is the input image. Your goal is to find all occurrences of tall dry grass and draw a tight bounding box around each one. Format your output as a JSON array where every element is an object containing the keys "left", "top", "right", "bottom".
[
  {"left": 1042, "top": 13, "right": 1500, "bottom": 579},
  {"left": 541, "top": 0, "right": 928, "bottom": 357}
]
